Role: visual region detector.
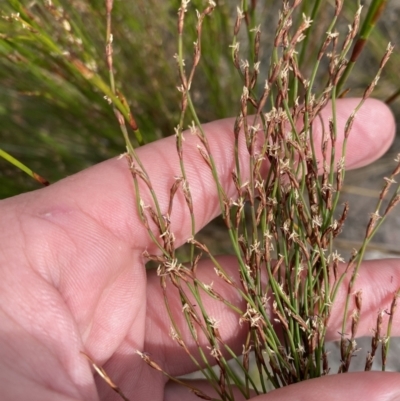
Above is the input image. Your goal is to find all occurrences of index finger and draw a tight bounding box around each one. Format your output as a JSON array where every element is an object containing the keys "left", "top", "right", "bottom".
[{"left": 41, "top": 97, "right": 391, "bottom": 254}]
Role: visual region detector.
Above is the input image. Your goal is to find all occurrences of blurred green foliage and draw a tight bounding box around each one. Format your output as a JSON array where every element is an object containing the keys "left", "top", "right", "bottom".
[
  {"left": 0, "top": 0, "right": 240, "bottom": 197},
  {"left": 0, "top": 0, "right": 399, "bottom": 198}
]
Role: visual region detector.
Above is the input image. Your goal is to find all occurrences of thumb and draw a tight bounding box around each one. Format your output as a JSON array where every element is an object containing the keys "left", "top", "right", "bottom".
[{"left": 253, "top": 372, "right": 400, "bottom": 401}]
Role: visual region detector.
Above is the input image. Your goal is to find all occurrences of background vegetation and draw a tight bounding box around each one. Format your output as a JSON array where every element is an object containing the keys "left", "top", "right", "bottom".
[{"left": 0, "top": 0, "right": 399, "bottom": 199}]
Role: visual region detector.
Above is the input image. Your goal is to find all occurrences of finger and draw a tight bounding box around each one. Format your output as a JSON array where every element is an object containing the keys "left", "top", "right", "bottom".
[
  {"left": 164, "top": 373, "right": 400, "bottom": 401},
  {"left": 144, "top": 257, "right": 400, "bottom": 376},
  {"left": 251, "top": 372, "right": 400, "bottom": 401},
  {"left": 126, "top": 98, "right": 395, "bottom": 251},
  {"left": 9, "top": 98, "right": 393, "bottom": 255},
  {"left": 328, "top": 258, "right": 400, "bottom": 341}
]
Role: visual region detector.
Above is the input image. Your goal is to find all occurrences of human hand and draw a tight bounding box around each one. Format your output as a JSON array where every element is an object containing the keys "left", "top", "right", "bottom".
[{"left": 0, "top": 98, "right": 399, "bottom": 401}]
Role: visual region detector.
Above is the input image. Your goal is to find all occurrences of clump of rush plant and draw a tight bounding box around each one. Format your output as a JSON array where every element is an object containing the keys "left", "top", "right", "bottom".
[{"left": 113, "top": 1, "right": 400, "bottom": 399}]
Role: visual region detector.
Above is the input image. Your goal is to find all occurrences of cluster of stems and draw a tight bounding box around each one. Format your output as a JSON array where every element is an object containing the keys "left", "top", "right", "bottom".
[{"left": 130, "top": 1, "right": 400, "bottom": 400}]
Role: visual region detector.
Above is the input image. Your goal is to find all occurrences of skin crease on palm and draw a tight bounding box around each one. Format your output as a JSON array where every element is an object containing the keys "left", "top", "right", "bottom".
[{"left": 1, "top": 98, "right": 400, "bottom": 401}]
